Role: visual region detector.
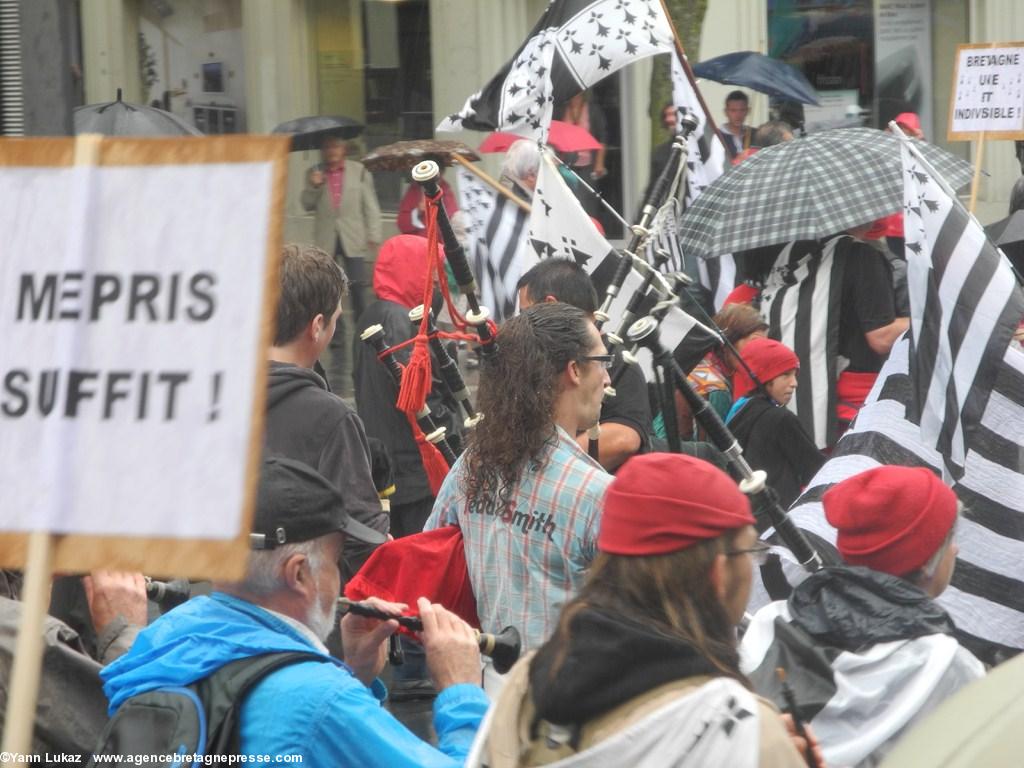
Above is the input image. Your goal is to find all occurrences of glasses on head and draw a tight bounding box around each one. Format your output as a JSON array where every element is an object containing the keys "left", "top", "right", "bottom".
[
  {"left": 580, "top": 354, "right": 614, "bottom": 369},
  {"left": 725, "top": 542, "right": 773, "bottom": 567}
]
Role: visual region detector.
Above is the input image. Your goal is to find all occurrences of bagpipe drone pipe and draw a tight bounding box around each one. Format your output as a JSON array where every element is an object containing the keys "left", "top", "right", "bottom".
[
  {"left": 361, "top": 160, "right": 499, "bottom": 493},
  {"left": 621, "top": 308, "right": 838, "bottom": 573}
]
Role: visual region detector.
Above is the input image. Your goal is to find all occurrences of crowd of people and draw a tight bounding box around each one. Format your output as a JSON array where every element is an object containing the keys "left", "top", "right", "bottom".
[{"left": 9, "top": 91, "right": 1023, "bottom": 767}]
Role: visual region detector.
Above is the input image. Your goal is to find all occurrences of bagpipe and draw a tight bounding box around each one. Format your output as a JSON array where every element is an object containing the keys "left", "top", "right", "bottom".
[
  {"left": 360, "top": 160, "right": 499, "bottom": 493},
  {"left": 565, "top": 113, "right": 834, "bottom": 572}
]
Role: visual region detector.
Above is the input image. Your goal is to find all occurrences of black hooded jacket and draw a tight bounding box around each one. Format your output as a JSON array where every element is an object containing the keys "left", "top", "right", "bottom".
[
  {"left": 528, "top": 608, "right": 722, "bottom": 729},
  {"left": 265, "top": 361, "right": 387, "bottom": 573}
]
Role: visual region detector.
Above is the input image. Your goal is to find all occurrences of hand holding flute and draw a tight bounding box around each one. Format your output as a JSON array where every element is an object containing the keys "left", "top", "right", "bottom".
[
  {"left": 339, "top": 596, "right": 488, "bottom": 689},
  {"left": 339, "top": 596, "right": 523, "bottom": 675}
]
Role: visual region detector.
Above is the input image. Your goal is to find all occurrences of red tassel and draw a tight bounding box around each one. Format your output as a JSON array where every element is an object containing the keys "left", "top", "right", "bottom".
[
  {"left": 396, "top": 340, "right": 432, "bottom": 413},
  {"left": 396, "top": 186, "right": 443, "bottom": 416},
  {"left": 404, "top": 412, "right": 450, "bottom": 495}
]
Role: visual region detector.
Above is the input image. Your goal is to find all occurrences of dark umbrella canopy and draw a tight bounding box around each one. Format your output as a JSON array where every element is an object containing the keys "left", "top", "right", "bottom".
[
  {"left": 73, "top": 89, "right": 201, "bottom": 136},
  {"left": 361, "top": 139, "right": 479, "bottom": 173},
  {"left": 986, "top": 210, "right": 1024, "bottom": 275},
  {"left": 677, "top": 128, "right": 975, "bottom": 260},
  {"left": 693, "top": 51, "right": 820, "bottom": 106},
  {"left": 272, "top": 115, "right": 364, "bottom": 152},
  {"left": 985, "top": 209, "right": 1024, "bottom": 247}
]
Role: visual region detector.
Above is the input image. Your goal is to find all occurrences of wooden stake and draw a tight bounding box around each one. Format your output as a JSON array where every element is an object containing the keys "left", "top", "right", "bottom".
[
  {"left": 1, "top": 532, "right": 55, "bottom": 757},
  {"left": 968, "top": 132, "right": 986, "bottom": 214},
  {"left": 451, "top": 154, "right": 531, "bottom": 213}
]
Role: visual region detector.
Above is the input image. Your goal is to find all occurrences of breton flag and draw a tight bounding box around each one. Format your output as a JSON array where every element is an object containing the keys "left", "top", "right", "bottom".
[
  {"left": 759, "top": 238, "right": 846, "bottom": 449},
  {"left": 438, "top": 0, "right": 672, "bottom": 141},
  {"left": 527, "top": 149, "right": 720, "bottom": 374},
  {"left": 752, "top": 335, "right": 1024, "bottom": 667},
  {"left": 672, "top": 48, "right": 732, "bottom": 309},
  {"left": 646, "top": 50, "right": 734, "bottom": 309},
  {"left": 670, "top": 50, "right": 727, "bottom": 208},
  {"left": 456, "top": 168, "right": 530, "bottom": 322},
  {"left": 900, "top": 141, "right": 1024, "bottom": 475}
]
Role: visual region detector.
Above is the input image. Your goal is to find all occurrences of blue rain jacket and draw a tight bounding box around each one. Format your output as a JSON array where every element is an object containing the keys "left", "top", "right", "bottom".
[{"left": 101, "top": 593, "right": 488, "bottom": 766}]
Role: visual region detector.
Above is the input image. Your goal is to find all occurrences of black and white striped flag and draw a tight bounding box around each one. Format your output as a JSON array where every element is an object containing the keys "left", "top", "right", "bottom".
[
  {"left": 671, "top": 50, "right": 735, "bottom": 309},
  {"left": 527, "top": 149, "right": 719, "bottom": 374},
  {"left": 438, "top": 0, "right": 672, "bottom": 141},
  {"left": 670, "top": 50, "right": 726, "bottom": 209},
  {"left": 901, "top": 142, "right": 1024, "bottom": 475},
  {"left": 456, "top": 168, "right": 530, "bottom": 323},
  {"left": 759, "top": 238, "right": 845, "bottom": 449},
  {"left": 755, "top": 335, "right": 1024, "bottom": 665}
]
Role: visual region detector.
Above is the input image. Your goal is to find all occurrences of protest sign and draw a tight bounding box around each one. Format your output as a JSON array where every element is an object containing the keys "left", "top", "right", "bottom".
[
  {"left": 948, "top": 42, "right": 1024, "bottom": 140},
  {"left": 0, "top": 135, "right": 288, "bottom": 578}
]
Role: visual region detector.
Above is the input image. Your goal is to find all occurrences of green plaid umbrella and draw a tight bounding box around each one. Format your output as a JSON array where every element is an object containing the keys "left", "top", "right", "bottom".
[{"left": 678, "top": 128, "right": 974, "bottom": 260}]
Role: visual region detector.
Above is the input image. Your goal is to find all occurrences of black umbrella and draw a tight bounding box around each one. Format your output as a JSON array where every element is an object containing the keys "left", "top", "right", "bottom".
[
  {"left": 986, "top": 210, "right": 1024, "bottom": 275},
  {"left": 271, "top": 115, "right": 364, "bottom": 152},
  {"left": 693, "top": 51, "right": 820, "bottom": 106},
  {"left": 73, "top": 89, "right": 202, "bottom": 136},
  {"left": 985, "top": 209, "right": 1024, "bottom": 247}
]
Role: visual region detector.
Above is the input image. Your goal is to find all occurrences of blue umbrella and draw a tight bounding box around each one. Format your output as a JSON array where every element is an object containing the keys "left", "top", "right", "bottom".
[{"left": 693, "top": 51, "right": 820, "bottom": 106}]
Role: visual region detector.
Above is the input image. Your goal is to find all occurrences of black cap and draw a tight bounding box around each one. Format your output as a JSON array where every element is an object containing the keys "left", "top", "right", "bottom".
[{"left": 251, "top": 456, "right": 387, "bottom": 550}]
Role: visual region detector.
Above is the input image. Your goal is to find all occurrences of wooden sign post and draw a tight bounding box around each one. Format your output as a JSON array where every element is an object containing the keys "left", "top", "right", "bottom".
[
  {"left": 0, "top": 133, "right": 289, "bottom": 756},
  {"left": 948, "top": 42, "right": 1024, "bottom": 212}
]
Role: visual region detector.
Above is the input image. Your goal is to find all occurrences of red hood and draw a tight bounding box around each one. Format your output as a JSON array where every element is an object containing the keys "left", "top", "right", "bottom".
[{"left": 373, "top": 234, "right": 439, "bottom": 309}]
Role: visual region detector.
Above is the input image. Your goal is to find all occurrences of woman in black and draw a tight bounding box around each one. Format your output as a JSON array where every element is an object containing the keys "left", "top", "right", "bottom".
[{"left": 726, "top": 337, "right": 824, "bottom": 508}]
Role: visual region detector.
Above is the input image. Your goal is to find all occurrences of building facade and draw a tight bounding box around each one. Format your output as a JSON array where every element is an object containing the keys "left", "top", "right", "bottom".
[{"left": 60, "top": 0, "right": 1024, "bottom": 232}]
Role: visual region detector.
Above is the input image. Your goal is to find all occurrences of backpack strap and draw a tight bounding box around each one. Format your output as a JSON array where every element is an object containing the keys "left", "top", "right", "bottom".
[{"left": 199, "top": 651, "right": 328, "bottom": 755}]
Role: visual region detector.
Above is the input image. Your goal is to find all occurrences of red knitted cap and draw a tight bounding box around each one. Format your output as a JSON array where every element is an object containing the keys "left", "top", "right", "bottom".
[
  {"left": 894, "top": 112, "right": 922, "bottom": 134},
  {"left": 599, "top": 453, "right": 755, "bottom": 555},
  {"left": 824, "top": 466, "right": 957, "bottom": 576},
  {"left": 733, "top": 337, "right": 800, "bottom": 398}
]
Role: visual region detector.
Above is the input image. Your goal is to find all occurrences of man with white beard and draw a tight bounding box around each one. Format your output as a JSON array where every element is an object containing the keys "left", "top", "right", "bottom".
[{"left": 101, "top": 457, "right": 489, "bottom": 766}]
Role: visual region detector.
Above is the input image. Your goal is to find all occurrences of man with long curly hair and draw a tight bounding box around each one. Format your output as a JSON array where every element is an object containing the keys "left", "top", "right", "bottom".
[{"left": 424, "top": 302, "right": 613, "bottom": 691}]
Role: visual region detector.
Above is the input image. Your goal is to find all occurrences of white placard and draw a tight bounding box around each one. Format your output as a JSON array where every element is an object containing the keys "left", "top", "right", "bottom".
[
  {"left": 949, "top": 43, "right": 1024, "bottom": 139},
  {"left": 0, "top": 140, "right": 284, "bottom": 544}
]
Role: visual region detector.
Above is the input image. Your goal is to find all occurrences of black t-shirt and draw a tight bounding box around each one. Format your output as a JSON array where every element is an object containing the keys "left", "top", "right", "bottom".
[
  {"left": 836, "top": 239, "right": 897, "bottom": 372},
  {"left": 601, "top": 351, "right": 652, "bottom": 452}
]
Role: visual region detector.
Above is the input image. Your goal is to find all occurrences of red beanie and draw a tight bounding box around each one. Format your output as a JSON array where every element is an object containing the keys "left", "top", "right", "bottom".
[
  {"left": 733, "top": 337, "right": 800, "bottom": 398},
  {"left": 599, "top": 453, "right": 755, "bottom": 555},
  {"left": 824, "top": 466, "right": 957, "bottom": 576},
  {"left": 894, "top": 112, "right": 922, "bottom": 135}
]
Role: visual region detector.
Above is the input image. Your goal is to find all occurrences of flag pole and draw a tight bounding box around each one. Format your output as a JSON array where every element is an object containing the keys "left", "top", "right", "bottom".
[
  {"left": 657, "top": 0, "right": 723, "bottom": 139},
  {"left": 548, "top": 152, "right": 632, "bottom": 230},
  {"left": 451, "top": 154, "right": 531, "bottom": 213}
]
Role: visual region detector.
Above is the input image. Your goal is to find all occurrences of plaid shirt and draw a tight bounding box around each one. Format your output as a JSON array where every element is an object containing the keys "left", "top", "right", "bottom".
[{"left": 425, "top": 427, "right": 611, "bottom": 652}]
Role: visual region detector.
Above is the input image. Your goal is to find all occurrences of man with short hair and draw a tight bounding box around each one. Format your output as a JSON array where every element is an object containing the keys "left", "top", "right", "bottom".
[
  {"left": 425, "top": 303, "right": 613, "bottom": 669},
  {"left": 265, "top": 243, "right": 387, "bottom": 575},
  {"left": 719, "top": 90, "right": 754, "bottom": 158},
  {"left": 516, "top": 259, "right": 650, "bottom": 471},
  {"left": 101, "top": 457, "right": 489, "bottom": 766},
  {"left": 740, "top": 466, "right": 983, "bottom": 768},
  {"left": 302, "top": 136, "right": 382, "bottom": 396}
]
